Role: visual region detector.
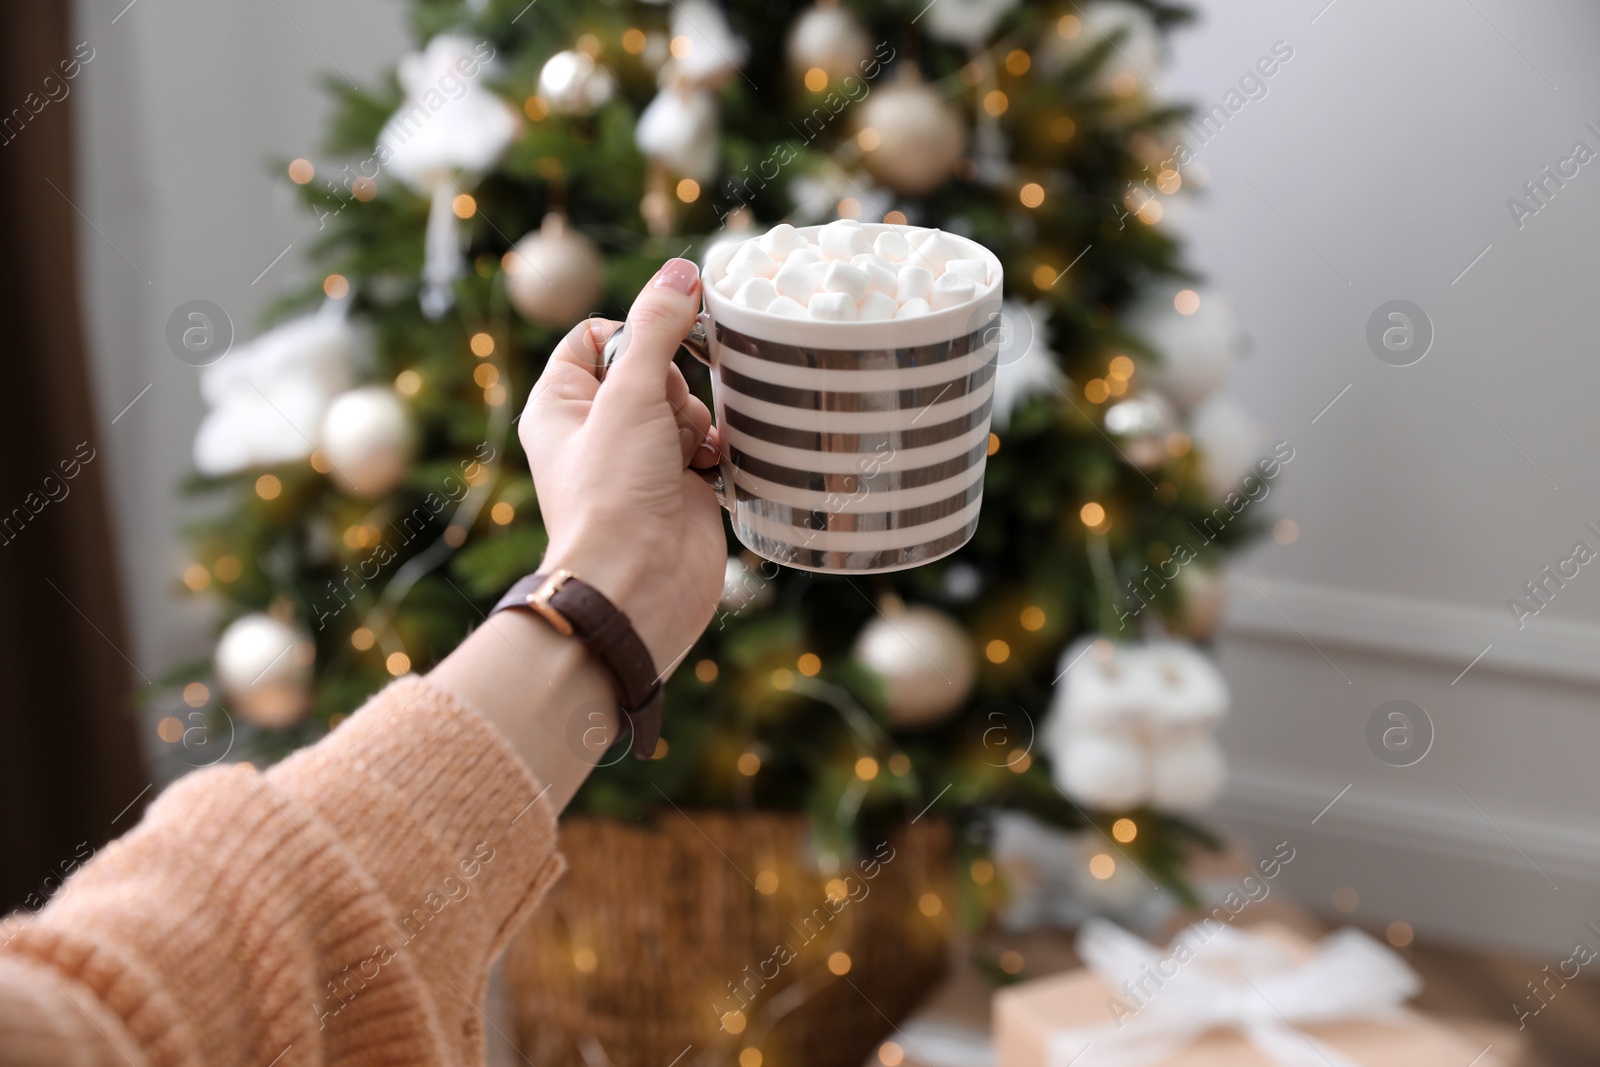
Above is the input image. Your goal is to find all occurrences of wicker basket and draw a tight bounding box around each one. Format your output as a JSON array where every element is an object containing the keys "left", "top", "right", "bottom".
[{"left": 503, "top": 812, "right": 953, "bottom": 1067}]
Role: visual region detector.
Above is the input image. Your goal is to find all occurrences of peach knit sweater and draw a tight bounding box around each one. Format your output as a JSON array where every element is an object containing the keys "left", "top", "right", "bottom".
[{"left": 0, "top": 677, "right": 566, "bottom": 1067}]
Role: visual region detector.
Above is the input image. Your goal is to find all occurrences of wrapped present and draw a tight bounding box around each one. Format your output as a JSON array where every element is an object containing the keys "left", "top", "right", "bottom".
[{"left": 993, "top": 920, "right": 1505, "bottom": 1067}]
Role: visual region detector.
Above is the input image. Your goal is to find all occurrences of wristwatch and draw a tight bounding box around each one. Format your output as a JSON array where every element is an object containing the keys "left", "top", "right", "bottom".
[{"left": 491, "top": 569, "right": 664, "bottom": 760}]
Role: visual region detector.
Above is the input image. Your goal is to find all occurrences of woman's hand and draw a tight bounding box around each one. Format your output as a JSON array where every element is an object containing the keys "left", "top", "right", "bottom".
[{"left": 520, "top": 258, "right": 728, "bottom": 673}]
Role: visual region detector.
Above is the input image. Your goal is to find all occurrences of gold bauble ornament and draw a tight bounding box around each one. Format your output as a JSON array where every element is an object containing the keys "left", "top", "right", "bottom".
[
  {"left": 857, "top": 74, "right": 967, "bottom": 197},
  {"left": 319, "top": 385, "right": 415, "bottom": 499},
  {"left": 214, "top": 613, "right": 314, "bottom": 728},
  {"left": 853, "top": 603, "right": 976, "bottom": 728},
  {"left": 787, "top": 4, "right": 872, "bottom": 82},
  {"left": 506, "top": 212, "right": 605, "bottom": 326}
]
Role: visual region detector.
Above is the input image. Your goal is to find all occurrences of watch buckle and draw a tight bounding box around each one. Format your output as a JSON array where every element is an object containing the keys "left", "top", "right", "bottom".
[{"left": 527, "top": 569, "right": 576, "bottom": 636}]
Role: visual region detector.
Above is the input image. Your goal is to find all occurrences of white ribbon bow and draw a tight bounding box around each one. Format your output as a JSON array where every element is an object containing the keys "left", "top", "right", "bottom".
[{"left": 1047, "top": 920, "right": 1421, "bottom": 1067}]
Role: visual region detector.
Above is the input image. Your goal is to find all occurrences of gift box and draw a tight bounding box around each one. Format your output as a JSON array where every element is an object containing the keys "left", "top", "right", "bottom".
[{"left": 993, "top": 921, "right": 1506, "bottom": 1067}]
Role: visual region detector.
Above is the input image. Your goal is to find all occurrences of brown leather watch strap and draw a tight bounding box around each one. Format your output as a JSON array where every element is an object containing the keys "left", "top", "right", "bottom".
[{"left": 491, "top": 571, "right": 664, "bottom": 760}]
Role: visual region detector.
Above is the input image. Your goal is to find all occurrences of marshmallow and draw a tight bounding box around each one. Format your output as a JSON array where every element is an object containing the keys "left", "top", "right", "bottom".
[
  {"left": 895, "top": 298, "right": 932, "bottom": 318},
  {"left": 732, "top": 277, "right": 779, "bottom": 312},
  {"left": 931, "top": 274, "right": 976, "bottom": 310},
  {"left": 713, "top": 272, "right": 740, "bottom": 297},
  {"left": 858, "top": 291, "right": 899, "bottom": 321},
  {"left": 773, "top": 259, "right": 826, "bottom": 302},
  {"left": 704, "top": 240, "right": 740, "bottom": 280},
  {"left": 787, "top": 245, "right": 824, "bottom": 268},
  {"left": 908, "top": 230, "right": 957, "bottom": 273},
  {"left": 758, "top": 223, "right": 808, "bottom": 257},
  {"left": 822, "top": 262, "right": 871, "bottom": 303},
  {"left": 851, "top": 254, "right": 899, "bottom": 296},
  {"left": 896, "top": 265, "right": 934, "bottom": 305},
  {"left": 728, "top": 243, "right": 780, "bottom": 279},
  {"left": 820, "top": 220, "right": 872, "bottom": 261},
  {"left": 808, "top": 291, "right": 858, "bottom": 321},
  {"left": 873, "top": 230, "right": 910, "bottom": 262},
  {"left": 943, "top": 258, "right": 988, "bottom": 287},
  {"left": 766, "top": 295, "right": 809, "bottom": 317}
]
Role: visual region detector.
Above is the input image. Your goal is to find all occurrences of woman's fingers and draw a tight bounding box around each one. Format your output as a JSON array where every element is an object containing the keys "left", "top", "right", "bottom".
[
  {"left": 691, "top": 425, "right": 723, "bottom": 469},
  {"left": 525, "top": 317, "right": 618, "bottom": 422},
  {"left": 547, "top": 316, "right": 618, "bottom": 376},
  {"left": 601, "top": 259, "right": 701, "bottom": 403}
]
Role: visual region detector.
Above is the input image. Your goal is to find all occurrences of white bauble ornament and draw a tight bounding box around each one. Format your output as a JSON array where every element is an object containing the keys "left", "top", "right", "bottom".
[
  {"left": 506, "top": 213, "right": 606, "bottom": 327},
  {"left": 990, "top": 300, "right": 1066, "bottom": 429},
  {"left": 787, "top": 5, "right": 871, "bottom": 80},
  {"left": 1173, "top": 563, "right": 1226, "bottom": 641},
  {"left": 1054, "top": 730, "right": 1147, "bottom": 810},
  {"left": 214, "top": 613, "right": 314, "bottom": 728},
  {"left": 1188, "top": 395, "right": 1267, "bottom": 501},
  {"left": 538, "top": 50, "right": 615, "bottom": 115},
  {"left": 853, "top": 604, "right": 975, "bottom": 728},
  {"left": 922, "top": 0, "right": 1019, "bottom": 48},
  {"left": 858, "top": 75, "right": 967, "bottom": 197},
  {"left": 319, "top": 386, "right": 415, "bottom": 499},
  {"left": 1104, "top": 390, "right": 1176, "bottom": 471},
  {"left": 193, "top": 307, "right": 359, "bottom": 476},
  {"left": 1127, "top": 287, "right": 1241, "bottom": 411},
  {"left": 1149, "top": 736, "right": 1226, "bottom": 811},
  {"left": 720, "top": 556, "right": 774, "bottom": 612},
  {"left": 636, "top": 86, "right": 720, "bottom": 181}
]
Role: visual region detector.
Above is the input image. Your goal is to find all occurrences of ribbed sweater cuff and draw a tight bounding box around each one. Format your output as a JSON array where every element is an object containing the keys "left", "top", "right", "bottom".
[
  {"left": 270, "top": 673, "right": 566, "bottom": 940},
  {"left": 268, "top": 676, "right": 565, "bottom": 1045}
]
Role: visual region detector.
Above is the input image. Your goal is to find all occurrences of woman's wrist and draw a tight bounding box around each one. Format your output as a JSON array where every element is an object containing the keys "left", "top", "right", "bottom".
[
  {"left": 428, "top": 606, "right": 619, "bottom": 810},
  {"left": 539, "top": 539, "right": 686, "bottom": 671}
]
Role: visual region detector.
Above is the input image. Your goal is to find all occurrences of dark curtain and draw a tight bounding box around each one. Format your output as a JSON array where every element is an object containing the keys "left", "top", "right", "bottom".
[{"left": 0, "top": 4, "right": 148, "bottom": 911}]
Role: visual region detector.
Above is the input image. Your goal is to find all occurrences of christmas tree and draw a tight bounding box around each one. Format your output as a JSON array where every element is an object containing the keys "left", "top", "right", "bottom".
[{"left": 174, "top": 0, "right": 1261, "bottom": 907}]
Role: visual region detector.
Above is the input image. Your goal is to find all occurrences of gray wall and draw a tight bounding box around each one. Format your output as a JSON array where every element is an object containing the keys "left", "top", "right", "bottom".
[
  {"left": 1161, "top": 0, "right": 1600, "bottom": 957},
  {"left": 72, "top": 0, "right": 407, "bottom": 685},
  {"left": 71, "top": 0, "right": 1600, "bottom": 954}
]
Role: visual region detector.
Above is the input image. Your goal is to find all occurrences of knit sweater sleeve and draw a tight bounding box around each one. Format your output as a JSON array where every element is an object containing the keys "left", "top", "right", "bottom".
[{"left": 0, "top": 676, "right": 566, "bottom": 1067}]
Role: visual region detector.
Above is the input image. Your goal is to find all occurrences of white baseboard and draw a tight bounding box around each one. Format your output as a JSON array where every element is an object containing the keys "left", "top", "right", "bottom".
[
  {"left": 1211, "top": 577, "right": 1600, "bottom": 957},
  {"left": 1213, "top": 766, "right": 1600, "bottom": 959},
  {"left": 1222, "top": 575, "right": 1600, "bottom": 687}
]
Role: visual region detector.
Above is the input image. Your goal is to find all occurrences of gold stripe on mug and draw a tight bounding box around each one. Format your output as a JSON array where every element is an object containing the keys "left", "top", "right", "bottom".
[
  {"left": 721, "top": 418, "right": 990, "bottom": 476},
  {"left": 718, "top": 358, "right": 996, "bottom": 412},
  {"left": 717, "top": 343, "right": 997, "bottom": 391},
  {"left": 733, "top": 475, "right": 984, "bottom": 534},
  {"left": 729, "top": 464, "right": 987, "bottom": 515},
  {"left": 714, "top": 321, "right": 994, "bottom": 371},
  {"left": 727, "top": 438, "right": 988, "bottom": 493},
  {"left": 717, "top": 377, "right": 995, "bottom": 434},
  {"left": 737, "top": 494, "right": 983, "bottom": 554},
  {"left": 722, "top": 396, "right": 993, "bottom": 451}
]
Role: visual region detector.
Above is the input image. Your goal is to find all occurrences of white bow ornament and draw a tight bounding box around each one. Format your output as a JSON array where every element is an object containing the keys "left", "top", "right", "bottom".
[
  {"left": 375, "top": 33, "right": 517, "bottom": 318},
  {"left": 1048, "top": 920, "right": 1421, "bottom": 1067}
]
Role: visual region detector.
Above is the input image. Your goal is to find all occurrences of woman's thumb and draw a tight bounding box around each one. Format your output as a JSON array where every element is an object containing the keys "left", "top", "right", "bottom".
[{"left": 603, "top": 259, "right": 702, "bottom": 395}]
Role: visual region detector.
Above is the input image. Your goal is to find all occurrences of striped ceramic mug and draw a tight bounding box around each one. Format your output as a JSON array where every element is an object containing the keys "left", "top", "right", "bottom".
[{"left": 684, "top": 224, "right": 1004, "bottom": 574}]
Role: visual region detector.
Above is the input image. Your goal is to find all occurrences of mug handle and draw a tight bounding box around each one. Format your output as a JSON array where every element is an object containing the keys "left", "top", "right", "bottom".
[{"left": 598, "top": 311, "right": 731, "bottom": 510}]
